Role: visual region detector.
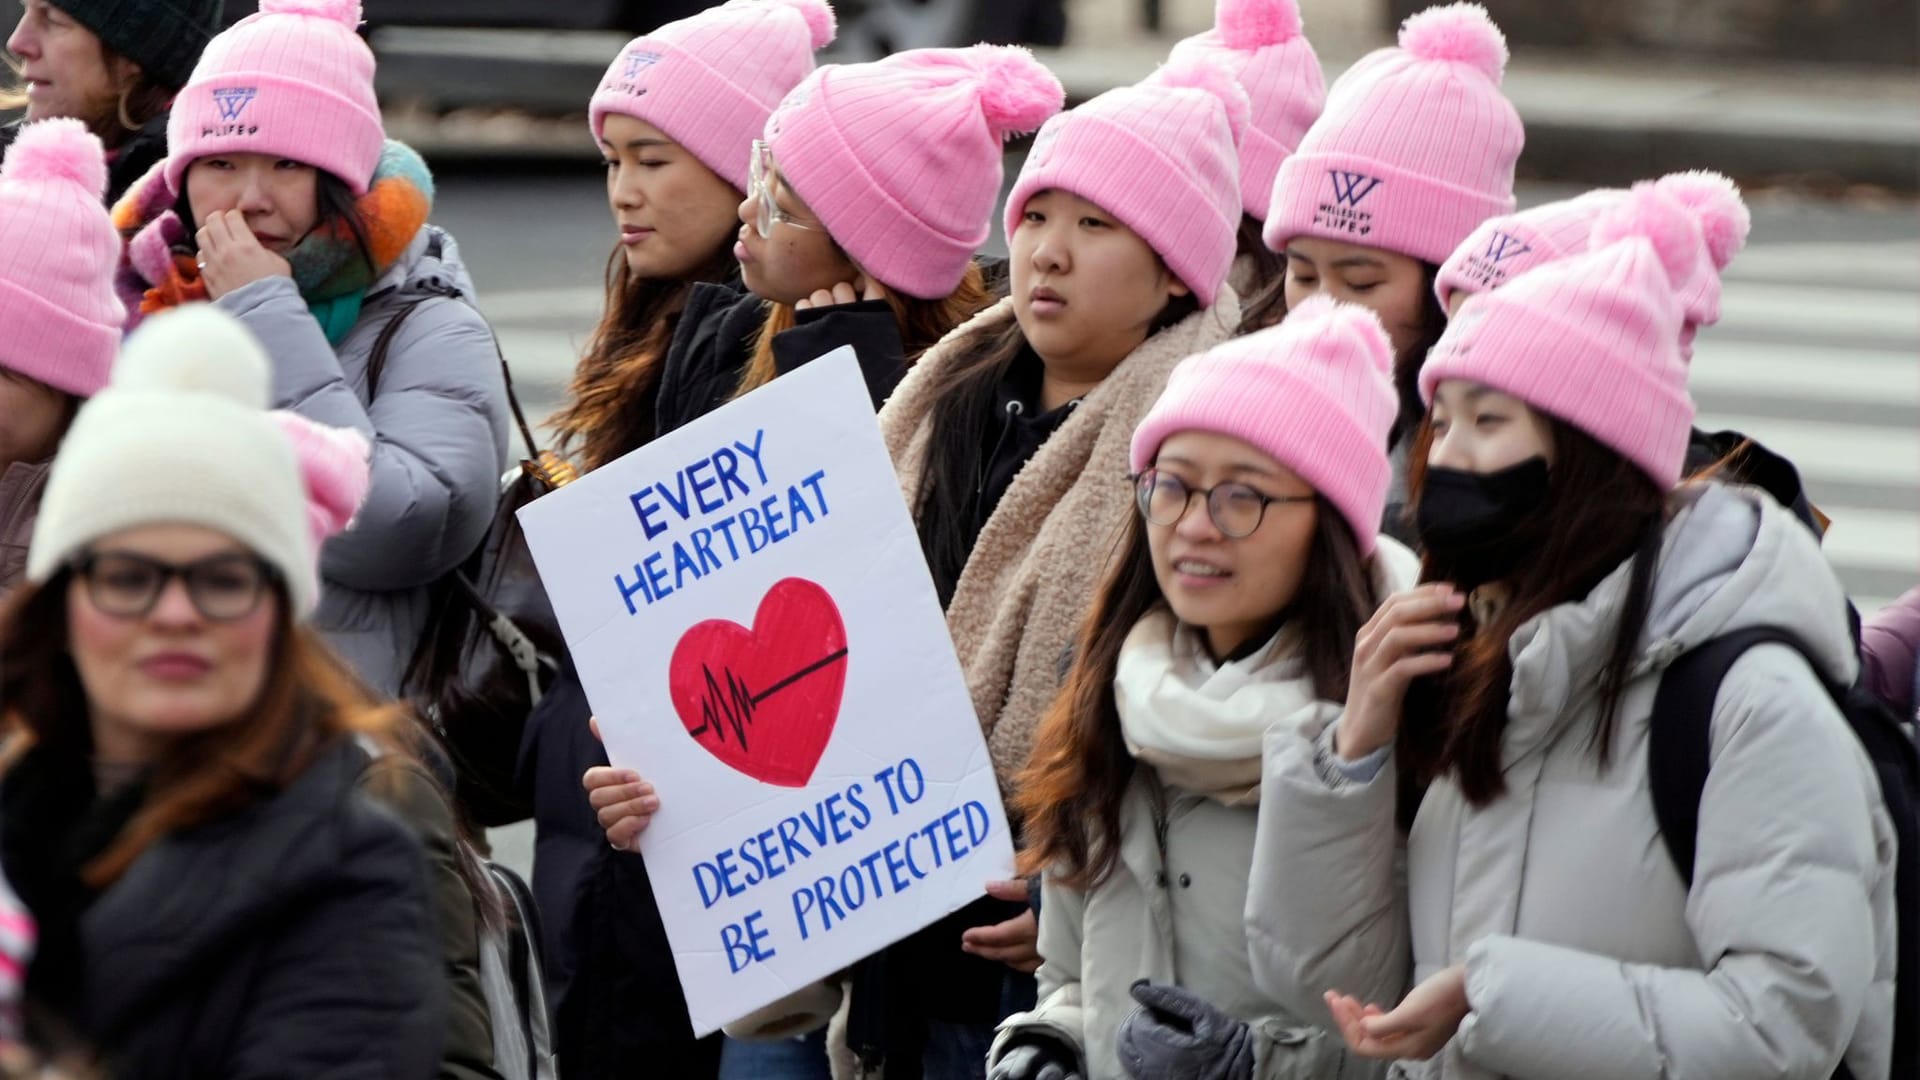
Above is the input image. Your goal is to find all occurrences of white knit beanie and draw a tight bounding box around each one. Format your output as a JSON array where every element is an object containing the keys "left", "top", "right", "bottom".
[{"left": 27, "top": 306, "right": 368, "bottom": 615}]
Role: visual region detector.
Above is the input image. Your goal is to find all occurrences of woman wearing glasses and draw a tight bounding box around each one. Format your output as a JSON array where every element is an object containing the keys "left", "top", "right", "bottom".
[
  {"left": 982, "top": 297, "right": 1414, "bottom": 1080},
  {"left": 0, "top": 306, "right": 444, "bottom": 1078},
  {"left": 650, "top": 43, "right": 1062, "bottom": 435}
]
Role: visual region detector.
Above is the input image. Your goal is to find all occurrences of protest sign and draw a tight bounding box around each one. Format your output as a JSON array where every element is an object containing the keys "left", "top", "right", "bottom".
[{"left": 518, "top": 349, "right": 1015, "bottom": 1036}]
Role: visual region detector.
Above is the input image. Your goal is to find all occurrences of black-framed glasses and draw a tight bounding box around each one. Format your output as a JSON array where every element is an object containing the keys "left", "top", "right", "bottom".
[
  {"left": 72, "top": 551, "right": 279, "bottom": 622},
  {"left": 1132, "top": 468, "right": 1314, "bottom": 539}
]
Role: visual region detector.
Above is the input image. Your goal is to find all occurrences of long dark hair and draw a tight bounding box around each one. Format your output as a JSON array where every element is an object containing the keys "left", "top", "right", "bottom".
[
  {"left": 1396, "top": 417, "right": 1667, "bottom": 808},
  {"left": 1233, "top": 213, "right": 1284, "bottom": 301},
  {"left": 171, "top": 170, "right": 375, "bottom": 276},
  {"left": 913, "top": 287, "right": 1202, "bottom": 604},
  {"left": 550, "top": 241, "right": 739, "bottom": 471},
  {"left": 1235, "top": 261, "right": 1447, "bottom": 449},
  {"left": 1014, "top": 499, "right": 1379, "bottom": 889}
]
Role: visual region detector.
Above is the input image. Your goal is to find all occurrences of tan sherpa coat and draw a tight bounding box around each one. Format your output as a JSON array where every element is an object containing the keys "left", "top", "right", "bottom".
[{"left": 880, "top": 288, "right": 1241, "bottom": 793}]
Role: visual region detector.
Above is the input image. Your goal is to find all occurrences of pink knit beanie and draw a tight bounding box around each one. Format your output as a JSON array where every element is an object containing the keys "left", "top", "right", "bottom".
[
  {"left": 0, "top": 120, "right": 123, "bottom": 398},
  {"left": 1420, "top": 184, "right": 1700, "bottom": 489},
  {"left": 1264, "top": 2, "right": 1521, "bottom": 265},
  {"left": 766, "top": 45, "right": 1062, "bottom": 300},
  {"left": 166, "top": 0, "right": 384, "bottom": 196},
  {"left": 1168, "top": 0, "right": 1325, "bottom": 221},
  {"left": 1437, "top": 171, "right": 1750, "bottom": 358},
  {"left": 1006, "top": 61, "right": 1249, "bottom": 308},
  {"left": 1131, "top": 295, "right": 1396, "bottom": 553},
  {"left": 589, "top": 0, "right": 835, "bottom": 194}
]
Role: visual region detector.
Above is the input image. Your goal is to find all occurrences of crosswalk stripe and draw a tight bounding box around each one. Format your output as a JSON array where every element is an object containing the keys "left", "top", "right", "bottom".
[
  {"left": 1690, "top": 339, "right": 1918, "bottom": 408},
  {"left": 1719, "top": 282, "right": 1919, "bottom": 341}
]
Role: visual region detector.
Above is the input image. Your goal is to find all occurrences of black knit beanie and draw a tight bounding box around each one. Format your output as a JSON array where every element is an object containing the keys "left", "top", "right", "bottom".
[{"left": 52, "top": 0, "right": 225, "bottom": 91}]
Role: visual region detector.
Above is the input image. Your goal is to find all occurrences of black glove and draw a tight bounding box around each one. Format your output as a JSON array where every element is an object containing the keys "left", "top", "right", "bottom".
[
  {"left": 989, "top": 1037, "right": 1082, "bottom": 1080},
  {"left": 1116, "top": 980, "right": 1255, "bottom": 1080}
]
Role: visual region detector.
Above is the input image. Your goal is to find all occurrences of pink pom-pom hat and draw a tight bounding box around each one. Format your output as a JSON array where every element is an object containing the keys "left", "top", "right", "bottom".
[
  {"left": 1169, "top": 0, "right": 1326, "bottom": 220},
  {"left": 1435, "top": 170, "right": 1750, "bottom": 358},
  {"left": 588, "top": 0, "right": 835, "bottom": 194},
  {"left": 0, "top": 119, "right": 123, "bottom": 398},
  {"left": 166, "top": 0, "right": 384, "bottom": 194},
  {"left": 767, "top": 44, "right": 1064, "bottom": 299},
  {"left": 1131, "top": 294, "right": 1398, "bottom": 552},
  {"left": 1006, "top": 59, "right": 1250, "bottom": 307},
  {"left": 1421, "top": 183, "right": 1701, "bottom": 489},
  {"left": 1264, "top": 1, "right": 1521, "bottom": 266}
]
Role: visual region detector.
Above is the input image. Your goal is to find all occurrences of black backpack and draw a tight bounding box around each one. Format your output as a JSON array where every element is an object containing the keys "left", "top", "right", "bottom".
[
  {"left": 363, "top": 270, "right": 573, "bottom": 828},
  {"left": 1648, "top": 626, "right": 1920, "bottom": 1080}
]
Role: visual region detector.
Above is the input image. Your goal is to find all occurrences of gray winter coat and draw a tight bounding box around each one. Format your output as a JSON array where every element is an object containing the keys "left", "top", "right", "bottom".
[
  {"left": 217, "top": 227, "right": 510, "bottom": 694},
  {"left": 1248, "top": 483, "right": 1899, "bottom": 1080}
]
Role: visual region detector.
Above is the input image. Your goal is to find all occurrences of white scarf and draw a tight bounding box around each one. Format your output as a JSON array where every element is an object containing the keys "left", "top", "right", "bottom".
[{"left": 1113, "top": 608, "right": 1327, "bottom": 806}]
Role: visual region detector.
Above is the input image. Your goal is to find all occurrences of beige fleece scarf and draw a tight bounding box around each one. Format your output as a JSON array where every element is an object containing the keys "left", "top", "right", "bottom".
[{"left": 880, "top": 289, "right": 1242, "bottom": 794}]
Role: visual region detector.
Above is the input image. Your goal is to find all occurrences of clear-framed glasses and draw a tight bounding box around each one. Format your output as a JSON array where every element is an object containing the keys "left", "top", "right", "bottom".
[
  {"left": 1132, "top": 468, "right": 1314, "bottom": 540},
  {"left": 72, "top": 550, "right": 279, "bottom": 622},
  {"left": 749, "top": 139, "right": 819, "bottom": 240}
]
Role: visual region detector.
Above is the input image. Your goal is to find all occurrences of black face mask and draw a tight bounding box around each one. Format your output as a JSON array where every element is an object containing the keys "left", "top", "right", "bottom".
[{"left": 1415, "top": 457, "right": 1551, "bottom": 587}]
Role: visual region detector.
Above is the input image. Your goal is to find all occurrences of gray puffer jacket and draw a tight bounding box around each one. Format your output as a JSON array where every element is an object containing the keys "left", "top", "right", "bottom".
[
  {"left": 1248, "top": 483, "right": 1899, "bottom": 1080},
  {"left": 217, "top": 227, "right": 510, "bottom": 694}
]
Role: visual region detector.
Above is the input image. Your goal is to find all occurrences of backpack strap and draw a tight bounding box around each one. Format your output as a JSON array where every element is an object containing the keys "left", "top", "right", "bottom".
[{"left": 1647, "top": 626, "right": 1824, "bottom": 886}]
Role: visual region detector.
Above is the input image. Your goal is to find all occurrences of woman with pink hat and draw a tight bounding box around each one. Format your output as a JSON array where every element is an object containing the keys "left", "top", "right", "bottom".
[
  {"left": 578, "top": 38, "right": 1065, "bottom": 1080},
  {"left": 1165, "top": 0, "right": 1325, "bottom": 299},
  {"left": 0, "top": 119, "right": 125, "bottom": 602},
  {"left": 551, "top": 0, "right": 836, "bottom": 474},
  {"left": 648, "top": 43, "right": 1063, "bottom": 436},
  {"left": 531, "top": 5, "right": 838, "bottom": 1076},
  {"left": 1249, "top": 187, "right": 1897, "bottom": 1078},
  {"left": 110, "top": 0, "right": 511, "bottom": 702},
  {"left": 987, "top": 297, "right": 1418, "bottom": 1080},
  {"left": 1254, "top": 1, "right": 1522, "bottom": 457},
  {"left": 1431, "top": 170, "right": 1835, "bottom": 541}
]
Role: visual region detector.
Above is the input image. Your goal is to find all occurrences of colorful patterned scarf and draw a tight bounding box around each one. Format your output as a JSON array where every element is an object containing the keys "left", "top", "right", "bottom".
[{"left": 114, "top": 141, "right": 435, "bottom": 345}]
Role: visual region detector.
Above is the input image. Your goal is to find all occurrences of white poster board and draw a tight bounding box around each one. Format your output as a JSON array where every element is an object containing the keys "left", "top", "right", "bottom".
[{"left": 518, "top": 349, "right": 1015, "bottom": 1037}]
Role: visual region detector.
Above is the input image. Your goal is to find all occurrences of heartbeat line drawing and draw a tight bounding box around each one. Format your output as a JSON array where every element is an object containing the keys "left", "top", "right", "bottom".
[
  {"left": 686, "top": 646, "right": 850, "bottom": 751},
  {"left": 668, "top": 578, "right": 848, "bottom": 787}
]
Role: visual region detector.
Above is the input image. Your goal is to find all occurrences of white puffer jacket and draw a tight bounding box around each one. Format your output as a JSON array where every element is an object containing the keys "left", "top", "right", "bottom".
[{"left": 1247, "top": 483, "right": 1899, "bottom": 1079}]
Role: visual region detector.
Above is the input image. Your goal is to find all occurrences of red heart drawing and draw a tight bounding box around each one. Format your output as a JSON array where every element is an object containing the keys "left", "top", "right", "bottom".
[{"left": 668, "top": 577, "right": 848, "bottom": 787}]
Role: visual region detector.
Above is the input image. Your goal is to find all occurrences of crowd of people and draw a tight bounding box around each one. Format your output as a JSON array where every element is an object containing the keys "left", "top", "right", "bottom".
[{"left": 0, "top": 0, "right": 1912, "bottom": 1077}]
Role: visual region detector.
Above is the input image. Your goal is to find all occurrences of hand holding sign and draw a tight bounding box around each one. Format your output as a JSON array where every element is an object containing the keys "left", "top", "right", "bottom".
[{"left": 519, "top": 350, "right": 1014, "bottom": 1036}]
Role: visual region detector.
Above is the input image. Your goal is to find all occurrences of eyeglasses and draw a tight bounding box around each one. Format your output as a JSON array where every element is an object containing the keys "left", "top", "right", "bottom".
[
  {"left": 748, "top": 139, "right": 818, "bottom": 240},
  {"left": 1132, "top": 469, "right": 1313, "bottom": 540},
  {"left": 72, "top": 551, "right": 279, "bottom": 622}
]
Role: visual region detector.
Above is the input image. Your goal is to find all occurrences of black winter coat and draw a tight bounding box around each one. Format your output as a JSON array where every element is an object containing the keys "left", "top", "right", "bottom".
[
  {"left": 654, "top": 282, "right": 916, "bottom": 437},
  {"left": 6, "top": 739, "right": 446, "bottom": 1080}
]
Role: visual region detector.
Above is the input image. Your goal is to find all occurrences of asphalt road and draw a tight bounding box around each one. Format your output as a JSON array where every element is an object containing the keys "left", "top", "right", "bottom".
[{"left": 434, "top": 170, "right": 1920, "bottom": 872}]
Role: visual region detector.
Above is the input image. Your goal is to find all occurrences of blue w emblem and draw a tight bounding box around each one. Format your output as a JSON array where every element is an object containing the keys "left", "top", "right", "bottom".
[
  {"left": 1327, "top": 170, "right": 1383, "bottom": 207},
  {"left": 211, "top": 87, "right": 257, "bottom": 122},
  {"left": 1484, "top": 230, "right": 1532, "bottom": 264},
  {"left": 623, "top": 50, "right": 663, "bottom": 80}
]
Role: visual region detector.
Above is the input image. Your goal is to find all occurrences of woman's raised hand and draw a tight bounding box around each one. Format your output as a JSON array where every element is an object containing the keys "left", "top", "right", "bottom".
[{"left": 1338, "top": 584, "right": 1464, "bottom": 761}]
